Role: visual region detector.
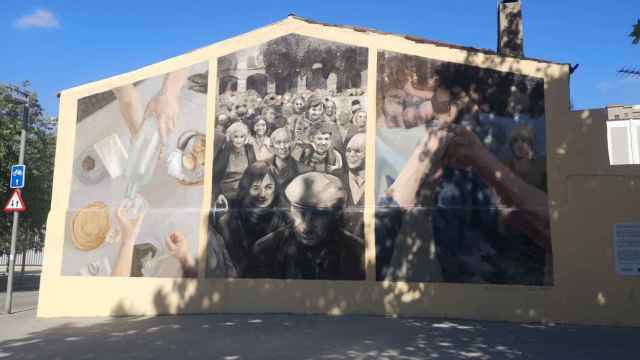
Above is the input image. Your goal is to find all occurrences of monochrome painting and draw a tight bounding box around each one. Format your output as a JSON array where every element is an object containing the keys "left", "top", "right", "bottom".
[{"left": 206, "top": 34, "right": 368, "bottom": 280}]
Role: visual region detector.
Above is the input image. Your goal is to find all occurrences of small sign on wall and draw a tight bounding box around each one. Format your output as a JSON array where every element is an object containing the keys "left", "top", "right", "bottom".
[{"left": 613, "top": 223, "right": 640, "bottom": 276}]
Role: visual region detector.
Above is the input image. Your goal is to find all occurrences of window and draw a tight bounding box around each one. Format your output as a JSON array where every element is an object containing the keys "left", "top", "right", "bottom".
[{"left": 607, "top": 120, "right": 640, "bottom": 165}]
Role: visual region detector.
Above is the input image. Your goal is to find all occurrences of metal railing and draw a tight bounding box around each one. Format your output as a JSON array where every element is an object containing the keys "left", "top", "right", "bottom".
[{"left": 0, "top": 249, "right": 43, "bottom": 267}]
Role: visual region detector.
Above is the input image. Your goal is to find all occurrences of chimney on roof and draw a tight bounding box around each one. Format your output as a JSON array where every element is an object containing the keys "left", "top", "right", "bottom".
[{"left": 497, "top": 0, "right": 524, "bottom": 58}]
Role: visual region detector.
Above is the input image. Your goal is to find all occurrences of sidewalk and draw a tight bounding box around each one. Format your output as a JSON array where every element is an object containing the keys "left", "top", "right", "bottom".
[{"left": 1, "top": 291, "right": 638, "bottom": 360}]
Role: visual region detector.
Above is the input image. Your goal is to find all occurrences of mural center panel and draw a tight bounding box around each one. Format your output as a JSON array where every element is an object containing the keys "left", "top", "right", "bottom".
[{"left": 207, "top": 34, "right": 369, "bottom": 280}]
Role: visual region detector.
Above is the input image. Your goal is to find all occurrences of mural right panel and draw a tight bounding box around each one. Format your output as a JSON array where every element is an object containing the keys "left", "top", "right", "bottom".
[{"left": 375, "top": 50, "right": 552, "bottom": 286}]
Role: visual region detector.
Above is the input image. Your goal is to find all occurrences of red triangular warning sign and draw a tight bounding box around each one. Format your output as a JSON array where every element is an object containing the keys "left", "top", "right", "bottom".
[{"left": 4, "top": 189, "right": 27, "bottom": 212}]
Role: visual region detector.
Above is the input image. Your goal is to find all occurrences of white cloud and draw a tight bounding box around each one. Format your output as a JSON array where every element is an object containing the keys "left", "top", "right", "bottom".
[
  {"left": 598, "top": 77, "right": 640, "bottom": 94},
  {"left": 15, "top": 9, "right": 60, "bottom": 29}
]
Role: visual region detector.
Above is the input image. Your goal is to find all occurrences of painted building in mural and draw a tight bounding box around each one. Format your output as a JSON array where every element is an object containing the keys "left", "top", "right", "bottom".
[{"left": 39, "top": 1, "right": 640, "bottom": 326}]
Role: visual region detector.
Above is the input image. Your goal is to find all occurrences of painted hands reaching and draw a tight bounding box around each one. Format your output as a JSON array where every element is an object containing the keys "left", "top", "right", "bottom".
[{"left": 166, "top": 232, "right": 197, "bottom": 278}]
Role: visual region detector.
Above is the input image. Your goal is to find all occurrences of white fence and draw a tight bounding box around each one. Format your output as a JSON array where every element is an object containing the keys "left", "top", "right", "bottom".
[{"left": 0, "top": 249, "right": 43, "bottom": 267}]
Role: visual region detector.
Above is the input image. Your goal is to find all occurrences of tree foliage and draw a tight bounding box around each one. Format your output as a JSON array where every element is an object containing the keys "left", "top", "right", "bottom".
[
  {"left": 0, "top": 83, "right": 56, "bottom": 256},
  {"left": 631, "top": 19, "right": 640, "bottom": 44},
  {"left": 260, "top": 34, "right": 368, "bottom": 94}
]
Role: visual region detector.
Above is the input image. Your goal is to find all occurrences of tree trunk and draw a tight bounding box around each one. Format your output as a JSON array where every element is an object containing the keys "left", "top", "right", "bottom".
[
  {"left": 21, "top": 248, "right": 26, "bottom": 274},
  {"left": 19, "top": 229, "right": 30, "bottom": 278}
]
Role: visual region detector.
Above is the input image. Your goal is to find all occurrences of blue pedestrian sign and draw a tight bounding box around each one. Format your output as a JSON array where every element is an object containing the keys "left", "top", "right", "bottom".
[{"left": 10, "top": 165, "right": 26, "bottom": 189}]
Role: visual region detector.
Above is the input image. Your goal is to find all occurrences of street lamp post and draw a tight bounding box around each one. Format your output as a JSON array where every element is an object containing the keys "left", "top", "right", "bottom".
[{"left": 3, "top": 85, "right": 30, "bottom": 314}]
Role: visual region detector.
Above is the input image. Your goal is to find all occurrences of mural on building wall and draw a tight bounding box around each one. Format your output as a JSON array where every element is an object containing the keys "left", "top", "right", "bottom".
[
  {"left": 206, "top": 34, "right": 368, "bottom": 280},
  {"left": 375, "top": 50, "right": 552, "bottom": 285},
  {"left": 61, "top": 62, "right": 208, "bottom": 278}
]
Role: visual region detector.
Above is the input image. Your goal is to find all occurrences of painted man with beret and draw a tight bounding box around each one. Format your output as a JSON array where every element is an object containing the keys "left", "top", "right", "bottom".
[{"left": 252, "top": 172, "right": 365, "bottom": 280}]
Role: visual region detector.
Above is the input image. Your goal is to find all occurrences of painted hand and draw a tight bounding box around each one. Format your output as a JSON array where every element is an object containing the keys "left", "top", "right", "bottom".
[
  {"left": 145, "top": 92, "right": 180, "bottom": 145},
  {"left": 165, "top": 232, "right": 190, "bottom": 264},
  {"left": 444, "top": 124, "right": 488, "bottom": 170},
  {"left": 115, "top": 205, "right": 144, "bottom": 244}
]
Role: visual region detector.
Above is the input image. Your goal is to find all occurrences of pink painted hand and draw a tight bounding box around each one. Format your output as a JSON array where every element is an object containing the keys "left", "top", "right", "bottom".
[
  {"left": 116, "top": 205, "right": 145, "bottom": 244},
  {"left": 111, "top": 205, "right": 145, "bottom": 277},
  {"left": 166, "top": 232, "right": 197, "bottom": 277},
  {"left": 165, "top": 232, "right": 190, "bottom": 264},
  {"left": 145, "top": 92, "right": 179, "bottom": 145}
]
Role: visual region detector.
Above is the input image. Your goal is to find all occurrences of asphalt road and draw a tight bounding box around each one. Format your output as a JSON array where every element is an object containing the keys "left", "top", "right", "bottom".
[
  {"left": 0, "top": 270, "right": 41, "bottom": 292},
  {"left": 0, "top": 291, "right": 638, "bottom": 360}
]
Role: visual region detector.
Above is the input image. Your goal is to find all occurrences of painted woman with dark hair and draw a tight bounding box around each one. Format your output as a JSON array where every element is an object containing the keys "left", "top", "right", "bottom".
[
  {"left": 248, "top": 116, "right": 274, "bottom": 161},
  {"left": 207, "top": 161, "right": 290, "bottom": 278}
]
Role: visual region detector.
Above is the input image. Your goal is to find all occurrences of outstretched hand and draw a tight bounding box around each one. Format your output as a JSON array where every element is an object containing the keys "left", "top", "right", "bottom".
[
  {"left": 443, "top": 124, "right": 488, "bottom": 170},
  {"left": 386, "top": 125, "right": 453, "bottom": 208},
  {"left": 116, "top": 205, "right": 144, "bottom": 244},
  {"left": 166, "top": 232, "right": 197, "bottom": 277},
  {"left": 166, "top": 232, "right": 189, "bottom": 262},
  {"left": 145, "top": 92, "right": 180, "bottom": 145}
]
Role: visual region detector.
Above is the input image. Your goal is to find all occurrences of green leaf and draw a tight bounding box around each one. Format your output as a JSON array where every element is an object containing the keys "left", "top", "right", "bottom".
[{"left": 631, "top": 19, "right": 640, "bottom": 44}]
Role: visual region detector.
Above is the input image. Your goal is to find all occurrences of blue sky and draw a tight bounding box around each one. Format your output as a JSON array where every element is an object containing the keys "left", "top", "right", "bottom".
[{"left": 1, "top": 0, "right": 638, "bottom": 117}]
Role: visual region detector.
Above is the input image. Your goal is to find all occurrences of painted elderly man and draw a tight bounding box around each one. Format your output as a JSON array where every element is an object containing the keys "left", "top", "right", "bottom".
[
  {"left": 298, "top": 122, "right": 344, "bottom": 173},
  {"left": 252, "top": 172, "right": 365, "bottom": 280},
  {"left": 332, "top": 133, "right": 366, "bottom": 237},
  {"left": 268, "top": 127, "right": 301, "bottom": 187}
]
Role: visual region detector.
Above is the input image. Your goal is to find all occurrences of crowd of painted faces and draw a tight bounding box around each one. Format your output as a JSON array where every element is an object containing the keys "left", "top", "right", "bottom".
[
  {"left": 206, "top": 89, "right": 369, "bottom": 280},
  {"left": 205, "top": 75, "right": 551, "bottom": 284}
]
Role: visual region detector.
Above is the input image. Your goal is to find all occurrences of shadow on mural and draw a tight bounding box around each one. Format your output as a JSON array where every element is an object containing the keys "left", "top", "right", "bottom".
[
  {"left": 50, "top": 28, "right": 599, "bottom": 318},
  {"left": 104, "top": 36, "right": 577, "bottom": 321},
  {"left": 375, "top": 50, "right": 552, "bottom": 286}
]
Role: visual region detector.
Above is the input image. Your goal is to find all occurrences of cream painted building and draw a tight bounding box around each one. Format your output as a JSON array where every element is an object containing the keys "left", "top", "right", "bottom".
[{"left": 39, "top": 1, "right": 640, "bottom": 326}]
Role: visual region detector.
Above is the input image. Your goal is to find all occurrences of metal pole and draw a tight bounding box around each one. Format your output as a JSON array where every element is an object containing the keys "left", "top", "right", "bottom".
[{"left": 4, "top": 96, "right": 28, "bottom": 314}]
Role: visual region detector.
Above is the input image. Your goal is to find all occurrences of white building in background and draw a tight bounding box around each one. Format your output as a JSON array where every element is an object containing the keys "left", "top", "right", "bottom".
[
  {"left": 608, "top": 104, "right": 640, "bottom": 121},
  {"left": 606, "top": 104, "right": 640, "bottom": 165}
]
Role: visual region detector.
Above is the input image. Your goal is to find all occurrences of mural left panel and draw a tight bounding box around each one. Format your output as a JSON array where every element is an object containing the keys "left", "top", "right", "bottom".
[{"left": 61, "top": 62, "right": 209, "bottom": 278}]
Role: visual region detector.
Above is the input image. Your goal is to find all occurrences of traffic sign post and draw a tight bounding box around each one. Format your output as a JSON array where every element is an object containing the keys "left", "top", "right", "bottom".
[
  {"left": 4, "top": 189, "right": 27, "bottom": 213},
  {"left": 4, "top": 90, "right": 29, "bottom": 315},
  {"left": 10, "top": 165, "right": 26, "bottom": 189}
]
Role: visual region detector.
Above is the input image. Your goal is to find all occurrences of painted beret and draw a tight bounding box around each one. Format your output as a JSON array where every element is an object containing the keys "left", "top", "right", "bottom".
[{"left": 285, "top": 172, "right": 346, "bottom": 209}]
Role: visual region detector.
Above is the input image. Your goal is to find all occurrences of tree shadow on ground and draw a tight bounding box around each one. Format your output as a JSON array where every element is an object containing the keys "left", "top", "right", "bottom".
[
  {"left": 24, "top": 16, "right": 640, "bottom": 360},
  {"left": 106, "top": 23, "right": 625, "bottom": 326},
  {"left": 2, "top": 311, "right": 639, "bottom": 360}
]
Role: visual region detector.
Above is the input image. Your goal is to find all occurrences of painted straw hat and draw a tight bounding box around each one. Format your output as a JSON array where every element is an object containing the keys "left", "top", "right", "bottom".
[{"left": 71, "top": 201, "right": 111, "bottom": 251}]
